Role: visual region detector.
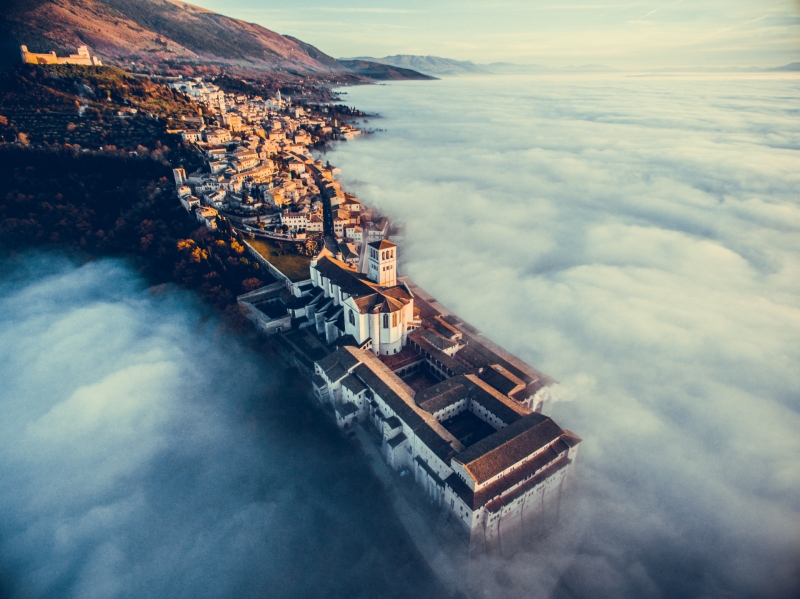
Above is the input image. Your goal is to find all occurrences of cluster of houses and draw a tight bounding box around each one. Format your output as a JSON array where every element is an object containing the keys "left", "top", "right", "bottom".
[{"left": 170, "top": 77, "right": 387, "bottom": 248}]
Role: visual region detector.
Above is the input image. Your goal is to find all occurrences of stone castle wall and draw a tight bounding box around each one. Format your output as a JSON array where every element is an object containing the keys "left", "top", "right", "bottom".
[{"left": 20, "top": 45, "right": 102, "bottom": 66}]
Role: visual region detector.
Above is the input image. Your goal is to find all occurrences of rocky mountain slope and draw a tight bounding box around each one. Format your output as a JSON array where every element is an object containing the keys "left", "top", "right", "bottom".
[
  {"left": 337, "top": 59, "right": 436, "bottom": 81},
  {"left": 0, "top": 0, "right": 429, "bottom": 80}
]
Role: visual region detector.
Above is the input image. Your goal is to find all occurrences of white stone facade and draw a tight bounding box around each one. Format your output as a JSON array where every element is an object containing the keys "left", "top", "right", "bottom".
[
  {"left": 309, "top": 241, "right": 417, "bottom": 356},
  {"left": 312, "top": 345, "right": 581, "bottom": 554}
]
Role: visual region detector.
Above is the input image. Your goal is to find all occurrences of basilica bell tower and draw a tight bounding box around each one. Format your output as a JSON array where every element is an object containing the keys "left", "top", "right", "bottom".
[{"left": 367, "top": 240, "right": 397, "bottom": 287}]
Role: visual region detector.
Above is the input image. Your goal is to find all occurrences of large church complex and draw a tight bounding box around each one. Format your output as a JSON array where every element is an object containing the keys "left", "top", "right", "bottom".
[
  {"left": 163, "top": 68, "right": 581, "bottom": 553},
  {"left": 250, "top": 239, "right": 583, "bottom": 553}
]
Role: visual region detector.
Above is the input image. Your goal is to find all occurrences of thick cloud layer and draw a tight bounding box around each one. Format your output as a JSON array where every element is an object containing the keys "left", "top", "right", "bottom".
[
  {"left": 0, "top": 256, "right": 445, "bottom": 599},
  {"left": 327, "top": 73, "right": 800, "bottom": 599}
]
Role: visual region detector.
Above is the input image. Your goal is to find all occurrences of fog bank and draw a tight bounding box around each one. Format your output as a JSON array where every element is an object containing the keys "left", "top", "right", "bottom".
[
  {"left": 0, "top": 255, "right": 445, "bottom": 599},
  {"left": 327, "top": 73, "right": 800, "bottom": 599}
]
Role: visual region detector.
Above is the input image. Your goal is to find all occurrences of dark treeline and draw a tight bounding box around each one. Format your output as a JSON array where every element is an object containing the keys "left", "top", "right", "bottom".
[
  {"left": 332, "top": 104, "right": 367, "bottom": 117},
  {"left": 0, "top": 146, "right": 272, "bottom": 330},
  {"left": 0, "top": 64, "right": 202, "bottom": 148}
]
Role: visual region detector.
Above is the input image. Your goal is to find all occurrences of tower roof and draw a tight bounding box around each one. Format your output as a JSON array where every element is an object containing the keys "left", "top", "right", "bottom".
[{"left": 368, "top": 240, "right": 396, "bottom": 250}]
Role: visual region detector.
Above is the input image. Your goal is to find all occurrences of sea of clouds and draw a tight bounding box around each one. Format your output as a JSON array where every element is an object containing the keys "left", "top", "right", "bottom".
[
  {"left": 328, "top": 73, "right": 800, "bottom": 599},
  {"left": 0, "top": 256, "right": 444, "bottom": 599}
]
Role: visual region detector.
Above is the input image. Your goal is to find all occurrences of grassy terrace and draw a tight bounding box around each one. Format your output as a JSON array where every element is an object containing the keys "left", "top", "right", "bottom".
[{"left": 247, "top": 239, "right": 312, "bottom": 283}]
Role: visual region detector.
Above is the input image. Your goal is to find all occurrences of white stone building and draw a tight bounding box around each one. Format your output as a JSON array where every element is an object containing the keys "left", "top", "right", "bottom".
[
  {"left": 196, "top": 206, "right": 218, "bottom": 229},
  {"left": 281, "top": 211, "right": 308, "bottom": 232},
  {"left": 205, "top": 129, "right": 232, "bottom": 145},
  {"left": 312, "top": 345, "right": 581, "bottom": 554},
  {"left": 172, "top": 167, "right": 186, "bottom": 186},
  {"left": 310, "top": 240, "right": 419, "bottom": 356}
]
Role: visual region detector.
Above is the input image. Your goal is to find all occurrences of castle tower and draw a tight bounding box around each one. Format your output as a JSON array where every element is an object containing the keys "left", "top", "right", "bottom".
[
  {"left": 367, "top": 240, "right": 397, "bottom": 287},
  {"left": 173, "top": 167, "right": 186, "bottom": 187}
]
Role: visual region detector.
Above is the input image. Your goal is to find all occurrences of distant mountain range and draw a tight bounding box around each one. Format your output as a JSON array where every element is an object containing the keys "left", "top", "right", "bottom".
[
  {"left": 652, "top": 62, "right": 800, "bottom": 73},
  {"left": 343, "top": 55, "right": 492, "bottom": 77},
  {"left": 342, "top": 55, "right": 619, "bottom": 77},
  {"left": 0, "top": 0, "right": 432, "bottom": 81},
  {"left": 344, "top": 54, "right": 800, "bottom": 77}
]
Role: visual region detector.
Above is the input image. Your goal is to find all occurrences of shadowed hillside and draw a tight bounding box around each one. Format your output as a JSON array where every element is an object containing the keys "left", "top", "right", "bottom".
[{"left": 0, "top": 63, "right": 200, "bottom": 148}]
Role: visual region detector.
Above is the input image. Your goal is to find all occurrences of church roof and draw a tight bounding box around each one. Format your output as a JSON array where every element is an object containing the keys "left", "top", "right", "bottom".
[
  {"left": 314, "top": 254, "right": 411, "bottom": 314},
  {"left": 314, "top": 255, "right": 375, "bottom": 297},
  {"left": 353, "top": 294, "right": 381, "bottom": 312},
  {"left": 382, "top": 286, "right": 414, "bottom": 301},
  {"left": 340, "top": 242, "right": 359, "bottom": 260},
  {"left": 356, "top": 294, "right": 408, "bottom": 314},
  {"left": 379, "top": 296, "right": 407, "bottom": 314}
]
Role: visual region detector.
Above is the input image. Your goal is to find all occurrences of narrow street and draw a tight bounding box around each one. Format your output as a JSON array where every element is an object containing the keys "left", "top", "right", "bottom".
[{"left": 309, "top": 163, "right": 338, "bottom": 252}]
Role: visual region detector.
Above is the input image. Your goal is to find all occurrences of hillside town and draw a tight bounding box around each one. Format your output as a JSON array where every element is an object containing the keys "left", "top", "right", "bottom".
[
  {"left": 171, "top": 76, "right": 582, "bottom": 556},
  {"left": 169, "top": 77, "right": 386, "bottom": 256}
]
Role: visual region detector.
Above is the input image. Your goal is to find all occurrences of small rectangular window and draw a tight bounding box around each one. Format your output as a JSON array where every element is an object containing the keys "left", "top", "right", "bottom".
[{"left": 383, "top": 314, "right": 389, "bottom": 328}]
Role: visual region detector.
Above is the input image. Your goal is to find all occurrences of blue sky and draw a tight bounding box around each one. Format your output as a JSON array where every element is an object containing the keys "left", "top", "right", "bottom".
[{"left": 194, "top": 0, "right": 800, "bottom": 68}]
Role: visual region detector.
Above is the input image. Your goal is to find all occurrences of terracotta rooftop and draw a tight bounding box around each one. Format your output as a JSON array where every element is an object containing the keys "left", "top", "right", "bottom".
[
  {"left": 317, "top": 347, "right": 360, "bottom": 377},
  {"left": 446, "top": 448, "right": 570, "bottom": 510},
  {"left": 478, "top": 364, "right": 526, "bottom": 396},
  {"left": 417, "top": 380, "right": 469, "bottom": 414},
  {"left": 347, "top": 348, "right": 465, "bottom": 461},
  {"left": 484, "top": 457, "right": 572, "bottom": 514},
  {"left": 454, "top": 414, "right": 563, "bottom": 484}
]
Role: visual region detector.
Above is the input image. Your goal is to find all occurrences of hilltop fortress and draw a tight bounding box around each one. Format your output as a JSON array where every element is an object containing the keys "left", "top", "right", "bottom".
[{"left": 20, "top": 45, "right": 103, "bottom": 66}]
